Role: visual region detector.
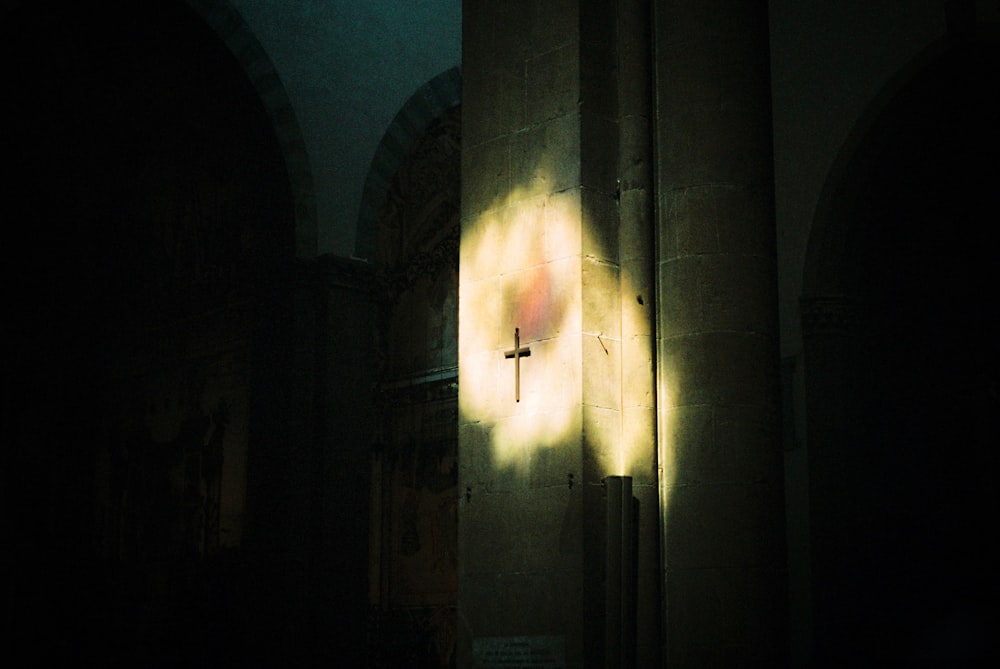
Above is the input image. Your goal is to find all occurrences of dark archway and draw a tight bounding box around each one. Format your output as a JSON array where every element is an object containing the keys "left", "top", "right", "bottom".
[
  {"left": 355, "top": 67, "right": 462, "bottom": 262},
  {"left": 2, "top": 2, "right": 296, "bottom": 664},
  {"left": 185, "top": 0, "right": 318, "bottom": 258},
  {"left": 802, "top": 38, "right": 1000, "bottom": 664}
]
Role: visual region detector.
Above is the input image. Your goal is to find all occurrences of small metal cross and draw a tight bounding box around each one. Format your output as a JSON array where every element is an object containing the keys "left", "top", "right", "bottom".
[{"left": 503, "top": 327, "right": 531, "bottom": 402}]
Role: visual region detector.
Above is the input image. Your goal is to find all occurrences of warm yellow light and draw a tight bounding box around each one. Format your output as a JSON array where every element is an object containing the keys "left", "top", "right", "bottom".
[
  {"left": 461, "top": 178, "right": 657, "bottom": 477},
  {"left": 459, "top": 185, "right": 585, "bottom": 468}
]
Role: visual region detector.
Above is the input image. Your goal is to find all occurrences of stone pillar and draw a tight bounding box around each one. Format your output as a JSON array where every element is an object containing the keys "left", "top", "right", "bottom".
[
  {"left": 459, "top": 1, "right": 659, "bottom": 667},
  {"left": 654, "top": 1, "right": 786, "bottom": 665}
]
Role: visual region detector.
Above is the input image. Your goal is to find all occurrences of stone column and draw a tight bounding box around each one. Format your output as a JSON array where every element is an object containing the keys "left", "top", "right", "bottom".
[
  {"left": 459, "top": 1, "right": 659, "bottom": 666},
  {"left": 654, "top": 0, "right": 786, "bottom": 665}
]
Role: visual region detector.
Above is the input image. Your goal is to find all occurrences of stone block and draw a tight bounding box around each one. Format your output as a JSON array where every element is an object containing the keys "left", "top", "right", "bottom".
[
  {"left": 544, "top": 188, "right": 583, "bottom": 262},
  {"left": 462, "top": 135, "right": 510, "bottom": 217},
  {"left": 582, "top": 403, "right": 622, "bottom": 479},
  {"left": 664, "top": 565, "right": 786, "bottom": 666},
  {"left": 659, "top": 330, "right": 777, "bottom": 407},
  {"left": 526, "top": 43, "right": 580, "bottom": 126},
  {"left": 501, "top": 256, "right": 580, "bottom": 343},
  {"left": 526, "top": 421, "right": 584, "bottom": 488},
  {"left": 662, "top": 481, "right": 785, "bottom": 570},
  {"left": 579, "top": 41, "right": 616, "bottom": 120},
  {"left": 719, "top": 34, "right": 772, "bottom": 115},
  {"left": 620, "top": 333, "right": 654, "bottom": 406},
  {"left": 582, "top": 256, "right": 620, "bottom": 337},
  {"left": 492, "top": 0, "right": 533, "bottom": 69},
  {"left": 617, "top": 187, "right": 653, "bottom": 262},
  {"left": 511, "top": 113, "right": 581, "bottom": 198},
  {"left": 621, "top": 405, "right": 657, "bottom": 483},
  {"left": 460, "top": 486, "right": 583, "bottom": 575},
  {"left": 657, "top": 258, "right": 688, "bottom": 338},
  {"left": 581, "top": 186, "right": 618, "bottom": 263},
  {"left": 532, "top": 0, "right": 580, "bottom": 56},
  {"left": 498, "top": 195, "right": 547, "bottom": 272},
  {"left": 527, "top": 336, "right": 583, "bottom": 411},
  {"left": 656, "top": 0, "right": 727, "bottom": 46},
  {"left": 461, "top": 213, "right": 503, "bottom": 282},
  {"left": 657, "top": 38, "right": 723, "bottom": 110},
  {"left": 459, "top": 276, "right": 501, "bottom": 352},
  {"left": 580, "top": 0, "right": 615, "bottom": 51},
  {"left": 580, "top": 111, "right": 618, "bottom": 194},
  {"left": 661, "top": 404, "right": 781, "bottom": 487},
  {"left": 658, "top": 183, "right": 775, "bottom": 259},
  {"left": 459, "top": 567, "right": 586, "bottom": 661},
  {"left": 490, "top": 406, "right": 582, "bottom": 469},
  {"left": 620, "top": 266, "right": 654, "bottom": 336},
  {"left": 460, "top": 415, "right": 491, "bottom": 461},
  {"left": 463, "top": 68, "right": 527, "bottom": 145},
  {"left": 459, "top": 347, "right": 499, "bottom": 423},
  {"left": 582, "top": 332, "right": 620, "bottom": 410},
  {"left": 659, "top": 105, "right": 773, "bottom": 189},
  {"left": 658, "top": 253, "right": 777, "bottom": 337}
]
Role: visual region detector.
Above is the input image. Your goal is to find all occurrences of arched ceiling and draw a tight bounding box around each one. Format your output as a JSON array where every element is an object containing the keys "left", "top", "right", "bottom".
[{"left": 227, "top": 0, "right": 461, "bottom": 257}]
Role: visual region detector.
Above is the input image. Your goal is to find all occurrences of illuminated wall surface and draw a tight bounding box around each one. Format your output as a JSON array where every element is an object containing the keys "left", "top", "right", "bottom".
[
  {"left": 459, "top": 170, "right": 651, "bottom": 479},
  {"left": 456, "top": 140, "right": 623, "bottom": 662},
  {"left": 455, "top": 7, "right": 664, "bottom": 663}
]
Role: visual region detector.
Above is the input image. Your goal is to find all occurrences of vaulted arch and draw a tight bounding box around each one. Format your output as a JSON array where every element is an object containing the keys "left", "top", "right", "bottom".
[
  {"left": 186, "top": 0, "right": 317, "bottom": 258},
  {"left": 356, "top": 67, "right": 462, "bottom": 262},
  {"left": 801, "top": 36, "right": 1000, "bottom": 664}
]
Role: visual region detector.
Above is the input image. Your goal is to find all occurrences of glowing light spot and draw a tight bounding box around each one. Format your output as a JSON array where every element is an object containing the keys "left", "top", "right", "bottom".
[{"left": 462, "top": 179, "right": 658, "bottom": 477}]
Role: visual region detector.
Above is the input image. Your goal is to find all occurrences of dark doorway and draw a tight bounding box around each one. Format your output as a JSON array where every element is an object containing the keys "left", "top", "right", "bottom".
[
  {"left": 3, "top": 3, "right": 294, "bottom": 664},
  {"left": 809, "top": 39, "right": 999, "bottom": 665}
]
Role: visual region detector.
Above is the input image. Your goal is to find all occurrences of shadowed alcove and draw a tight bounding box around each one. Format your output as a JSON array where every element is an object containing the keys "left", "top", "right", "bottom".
[{"left": 803, "top": 37, "right": 1000, "bottom": 664}]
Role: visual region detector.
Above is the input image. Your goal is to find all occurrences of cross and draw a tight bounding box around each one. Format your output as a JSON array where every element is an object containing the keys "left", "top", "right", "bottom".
[{"left": 504, "top": 327, "right": 531, "bottom": 402}]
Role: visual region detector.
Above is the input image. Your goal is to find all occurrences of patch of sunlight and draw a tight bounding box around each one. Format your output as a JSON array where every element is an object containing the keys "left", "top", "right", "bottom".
[{"left": 460, "top": 177, "right": 650, "bottom": 477}]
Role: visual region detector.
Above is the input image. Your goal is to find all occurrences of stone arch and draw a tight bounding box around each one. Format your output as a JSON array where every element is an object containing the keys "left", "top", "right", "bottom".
[
  {"left": 185, "top": 0, "right": 317, "bottom": 258},
  {"left": 355, "top": 66, "right": 462, "bottom": 261},
  {"left": 803, "top": 38, "right": 953, "bottom": 300},
  {"left": 800, "top": 35, "right": 1000, "bottom": 664}
]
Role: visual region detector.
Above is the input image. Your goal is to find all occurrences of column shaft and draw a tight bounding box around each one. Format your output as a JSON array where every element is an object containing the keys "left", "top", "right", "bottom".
[{"left": 654, "top": 0, "right": 786, "bottom": 665}]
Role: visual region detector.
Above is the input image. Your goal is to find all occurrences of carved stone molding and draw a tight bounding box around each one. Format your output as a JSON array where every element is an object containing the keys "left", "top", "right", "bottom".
[{"left": 375, "top": 105, "right": 461, "bottom": 307}]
